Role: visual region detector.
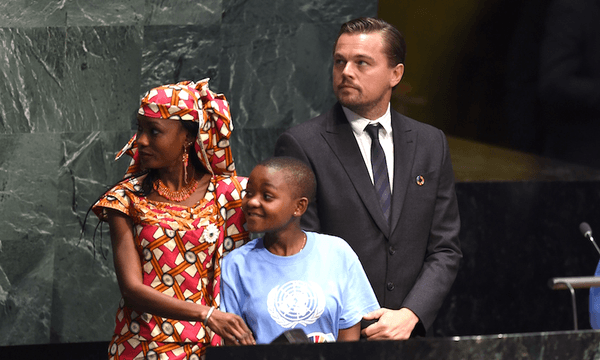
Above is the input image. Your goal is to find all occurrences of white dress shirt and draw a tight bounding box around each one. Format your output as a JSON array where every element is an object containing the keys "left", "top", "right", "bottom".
[{"left": 343, "top": 104, "right": 394, "bottom": 192}]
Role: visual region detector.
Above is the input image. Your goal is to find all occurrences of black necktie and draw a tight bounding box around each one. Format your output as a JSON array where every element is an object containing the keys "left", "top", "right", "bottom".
[{"left": 365, "top": 124, "right": 391, "bottom": 222}]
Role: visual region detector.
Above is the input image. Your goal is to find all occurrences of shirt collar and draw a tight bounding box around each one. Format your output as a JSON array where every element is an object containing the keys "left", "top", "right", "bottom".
[{"left": 343, "top": 104, "right": 392, "bottom": 137}]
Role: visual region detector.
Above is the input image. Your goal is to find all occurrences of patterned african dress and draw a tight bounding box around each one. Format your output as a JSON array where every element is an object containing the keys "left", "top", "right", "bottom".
[{"left": 92, "top": 174, "right": 248, "bottom": 360}]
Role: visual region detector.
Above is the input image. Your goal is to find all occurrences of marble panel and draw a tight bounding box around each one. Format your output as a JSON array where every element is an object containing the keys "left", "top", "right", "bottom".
[
  {"left": 140, "top": 22, "right": 339, "bottom": 131},
  {"left": 65, "top": 0, "right": 145, "bottom": 26},
  {"left": 0, "top": 26, "right": 142, "bottom": 134},
  {"left": 50, "top": 236, "right": 119, "bottom": 343},
  {"left": 62, "top": 26, "right": 142, "bottom": 132},
  {"left": 0, "top": 133, "right": 60, "bottom": 241},
  {"left": 0, "top": 235, "right": 54, "bottom": 346},
  {"left": 230, "top": 128, "right": 287, "bottom": 176},
  {"left": 50, "top": 130, "right": 133, "bottom": 342},
  {"left": 219, "top": 23, "right": 339, "bottom": 130},
  {"left": 0, "top": 27, "right": 66, "bottom": 134},
  {"left": 0, "top": 0, "right": 145, "bottom": 28},
  {"left": 222, "top": 0, "right": 377, "bottom": 25},
  {"left": 0, "top": 0, "right": 381, "bottom": 347},
  {"left": 289, "top": 23, "right": 340, "bottom": 127},
  {"left": 55, "top": 131, "right": 133, "bottom": 239},
  {"left": 218, "top": 23, "right": 296, "bottom": 129},
  {"left": 5, "top": 330, "right": 600, "bottom": 359},
  {"left": 433, "top": 181, "right": 600, "bottom": 336},
  {"left": 140, "top": 25, "right": 223, "bottom": 97},
  {"left": 0, "top": 0, "right": 67, "bottom": 27},
  {"left": 144, "top": 0, "right": 222, "bottom": 26},
  {"left": 207, "top": 330, "right": 600, "bottom": 360}
]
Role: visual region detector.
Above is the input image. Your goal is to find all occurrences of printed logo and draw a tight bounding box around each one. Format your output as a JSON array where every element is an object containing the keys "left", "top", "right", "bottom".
[
  {"left": 267, "top": 280, "right": 325, "bottom": 328},
  {"left": 307, "top": 332, "right": 335, "bottom": 343}
]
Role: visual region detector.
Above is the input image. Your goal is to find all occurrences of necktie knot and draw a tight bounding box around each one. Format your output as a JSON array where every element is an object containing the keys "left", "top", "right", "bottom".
[{"left": 365, "top": 123, "right": 381, "bottom": 140}]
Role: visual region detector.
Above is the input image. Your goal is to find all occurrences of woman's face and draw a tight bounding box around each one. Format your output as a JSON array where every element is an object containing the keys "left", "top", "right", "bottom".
[{"left": 135, "top": 114, "right": 190, "bottom": 171}]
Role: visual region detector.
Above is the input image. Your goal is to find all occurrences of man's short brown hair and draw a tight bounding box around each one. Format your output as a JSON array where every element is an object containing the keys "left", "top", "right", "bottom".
[{"left": 334, "top": 17, "right": 407, "bottom": 67}]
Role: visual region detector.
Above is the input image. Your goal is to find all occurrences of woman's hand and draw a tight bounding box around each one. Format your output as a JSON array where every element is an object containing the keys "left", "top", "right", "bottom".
[{"left": 206, "top": 309, "right": 256, "bottom": 345}]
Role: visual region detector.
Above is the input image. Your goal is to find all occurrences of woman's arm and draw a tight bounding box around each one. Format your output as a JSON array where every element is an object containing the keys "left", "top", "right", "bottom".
[
  {"left": 107, "top": 208, "right": 255, "bottom": 345},
  {"left": 337, "top": 322, "right": 361, "bottom": 342}
]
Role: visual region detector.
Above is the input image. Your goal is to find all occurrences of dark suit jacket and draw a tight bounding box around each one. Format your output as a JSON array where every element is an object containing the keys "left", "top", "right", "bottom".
[{"left": 274, "top": 103, "right": 462, "bottom": 333}]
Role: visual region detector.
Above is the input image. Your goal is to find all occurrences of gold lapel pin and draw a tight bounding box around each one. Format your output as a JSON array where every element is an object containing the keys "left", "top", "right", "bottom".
[{"left": 416, "top": 175, "right": 425, "bottom": 186}]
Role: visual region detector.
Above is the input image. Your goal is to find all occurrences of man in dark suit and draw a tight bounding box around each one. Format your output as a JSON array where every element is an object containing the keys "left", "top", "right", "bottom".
[{"left": 274, "top": 17, "right": 462, "bottom": 339}]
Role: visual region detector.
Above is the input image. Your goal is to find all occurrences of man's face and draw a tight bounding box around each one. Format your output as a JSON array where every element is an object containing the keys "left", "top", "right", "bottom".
[{"left": 332, "top": 32, "right": 403, "bottom": 119}]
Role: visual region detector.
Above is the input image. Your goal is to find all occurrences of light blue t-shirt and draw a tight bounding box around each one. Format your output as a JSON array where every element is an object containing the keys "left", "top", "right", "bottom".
[{"left": 221, "top": 231, "right": 380, "bottom": 344}]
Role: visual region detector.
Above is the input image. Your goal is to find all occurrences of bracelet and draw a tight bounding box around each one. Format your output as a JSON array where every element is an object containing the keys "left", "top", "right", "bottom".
[{"left": 203, "top": 306, "right": 215, "bottom": 326}]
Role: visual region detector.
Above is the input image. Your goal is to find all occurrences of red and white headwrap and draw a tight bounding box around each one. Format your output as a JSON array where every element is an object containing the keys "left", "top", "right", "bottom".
[{"left": 115, "top": 79, "right": 236, "bottom": 178}]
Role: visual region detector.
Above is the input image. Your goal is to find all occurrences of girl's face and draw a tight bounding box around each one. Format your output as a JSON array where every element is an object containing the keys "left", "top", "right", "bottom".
[
  {"left": 135, "top": 115, "right": 190, "bottom": 171},
  {"left": 242, "top": 165, "right": 301, "bottom": 235}
]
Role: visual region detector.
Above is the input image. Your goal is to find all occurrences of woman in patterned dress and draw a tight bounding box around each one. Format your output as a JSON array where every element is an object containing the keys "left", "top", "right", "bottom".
[{"left": 92, "top": 80, "right": 255, "bottom": 360}]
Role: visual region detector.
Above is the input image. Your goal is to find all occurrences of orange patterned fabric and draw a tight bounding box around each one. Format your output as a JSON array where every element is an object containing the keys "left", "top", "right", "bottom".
[
  {"left": 92, "top": 175, "right": 248, "bottom": 359},
  {"left": 116, "top": 79, "right": 236, "bottom": 178}
]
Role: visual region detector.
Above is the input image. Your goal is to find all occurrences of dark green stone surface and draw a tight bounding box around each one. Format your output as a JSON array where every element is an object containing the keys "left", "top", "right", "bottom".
[{"left": 0, "top": 0, "right": 376, "bottom": 345}]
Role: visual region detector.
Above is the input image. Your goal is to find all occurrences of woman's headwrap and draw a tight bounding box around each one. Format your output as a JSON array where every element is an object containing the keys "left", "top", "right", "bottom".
[{"left": 115, "top": 79, "right": 236, "bottom": 178}]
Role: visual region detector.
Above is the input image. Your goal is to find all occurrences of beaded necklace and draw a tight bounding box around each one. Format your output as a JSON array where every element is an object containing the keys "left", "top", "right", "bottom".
[{"left": 153, "top": 176, "right": 198, "bottom": 202}]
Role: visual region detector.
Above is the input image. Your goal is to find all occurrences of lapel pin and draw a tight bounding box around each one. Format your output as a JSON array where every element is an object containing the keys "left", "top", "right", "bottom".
[{"left": 416, "top": 175, "right": 425, "bottom": 186}]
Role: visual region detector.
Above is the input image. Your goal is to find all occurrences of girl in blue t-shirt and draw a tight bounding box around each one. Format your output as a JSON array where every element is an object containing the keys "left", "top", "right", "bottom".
[{"left": 221, "top": 157, "right": 380, "bottom": 344}]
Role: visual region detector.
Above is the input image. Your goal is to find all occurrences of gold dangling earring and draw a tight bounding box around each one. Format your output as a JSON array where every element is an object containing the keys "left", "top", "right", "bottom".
[{"left": 183, "top": 145, "right": 190, "bottom": 184}]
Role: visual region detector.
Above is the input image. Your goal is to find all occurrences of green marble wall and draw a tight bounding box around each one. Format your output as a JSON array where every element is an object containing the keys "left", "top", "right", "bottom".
[{"left": 0, "top": 0, "right": 376, "bottom": 345}]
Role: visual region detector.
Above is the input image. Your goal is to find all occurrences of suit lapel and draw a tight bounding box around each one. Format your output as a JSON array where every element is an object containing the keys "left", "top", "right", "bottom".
[
  {"left": 389, "top": 110, "right": 417, "bottom": 235},
  {"left": 321, "top": 104, "right": 391, "bottom": 236}
]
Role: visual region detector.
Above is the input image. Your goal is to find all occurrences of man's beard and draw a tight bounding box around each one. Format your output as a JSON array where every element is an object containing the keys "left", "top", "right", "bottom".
[{"left": 336, "top": 89, "right": 385, "bottom": 119}]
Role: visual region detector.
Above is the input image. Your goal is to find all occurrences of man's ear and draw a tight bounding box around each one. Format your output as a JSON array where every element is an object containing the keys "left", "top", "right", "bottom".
[
  {"left": 390, "top": 63, "right": 404, "bottom": 88},
  {"left": 294, "top": 197, "right": 309, "bottom": 217}
]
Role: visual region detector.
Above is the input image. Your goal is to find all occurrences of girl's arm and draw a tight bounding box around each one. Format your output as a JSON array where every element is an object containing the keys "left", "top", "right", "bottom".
[
  {"left": 337, "top": 322, "right": 361, "bottom": 341},
  {"left": 107, "top": 208, "right": 255, "bottom": 345}
]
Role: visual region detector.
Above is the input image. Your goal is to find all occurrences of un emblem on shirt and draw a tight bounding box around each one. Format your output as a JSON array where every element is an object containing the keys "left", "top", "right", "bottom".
[{"left": 267, "top": 280, "right": 325, "bottom": 328}]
